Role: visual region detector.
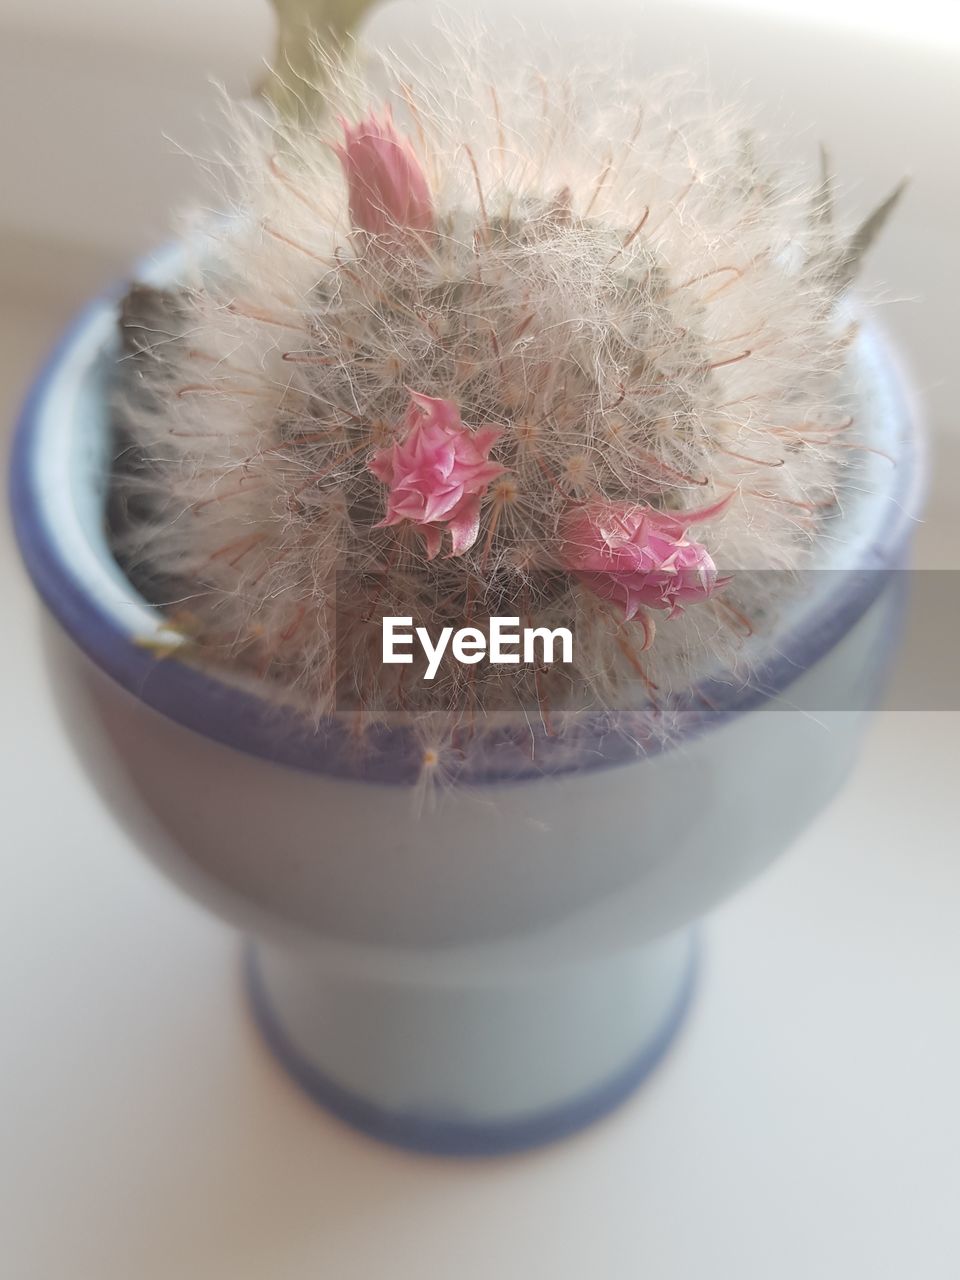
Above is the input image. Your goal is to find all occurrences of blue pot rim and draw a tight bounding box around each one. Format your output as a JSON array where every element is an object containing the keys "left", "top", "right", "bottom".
[{"left": 9, "top": 277, "right": 925, "bottom": 786}]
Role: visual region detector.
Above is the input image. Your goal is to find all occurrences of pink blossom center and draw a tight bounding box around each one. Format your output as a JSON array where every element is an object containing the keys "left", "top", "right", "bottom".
[{"left": 368, "top": 392, "right": 505, "bottom": 558}]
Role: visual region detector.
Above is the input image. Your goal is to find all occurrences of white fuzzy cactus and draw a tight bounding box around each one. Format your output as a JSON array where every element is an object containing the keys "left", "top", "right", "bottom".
[{"left": 112, "top": 40, "right": 901, "bottom": 771}]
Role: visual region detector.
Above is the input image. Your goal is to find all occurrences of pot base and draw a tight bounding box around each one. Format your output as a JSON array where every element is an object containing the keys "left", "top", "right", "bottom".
[{"left": 244, "top": 932, "right": 698, "bottom": 1157}]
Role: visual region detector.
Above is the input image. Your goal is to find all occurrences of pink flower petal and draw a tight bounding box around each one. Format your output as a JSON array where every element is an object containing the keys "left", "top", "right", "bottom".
[
  {"left": 445, "top": 494, "right": 482, "bottom": 557},
  {"left": 422, "top": 524, "right": 443, "bottom": 560}
]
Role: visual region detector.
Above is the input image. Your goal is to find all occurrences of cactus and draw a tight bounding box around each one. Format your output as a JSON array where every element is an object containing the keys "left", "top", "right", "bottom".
[{"left": 111, "top": 43, "right": 901, "bottom": 776}]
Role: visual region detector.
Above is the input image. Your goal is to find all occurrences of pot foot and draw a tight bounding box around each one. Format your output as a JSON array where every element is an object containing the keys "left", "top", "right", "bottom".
[{"left": 245, "top": 932, "right": 698, "bottom": 1157}]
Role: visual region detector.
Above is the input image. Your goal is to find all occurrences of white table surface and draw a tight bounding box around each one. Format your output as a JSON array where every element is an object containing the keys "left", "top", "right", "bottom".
[{"left": 3, "top": 2, "right": 960, "bottom": 1272}]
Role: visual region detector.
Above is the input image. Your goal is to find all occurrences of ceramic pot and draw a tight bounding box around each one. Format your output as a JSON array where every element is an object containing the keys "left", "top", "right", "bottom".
[{"left": 10, "top": 251, "right": 923, "bottom": 1155}]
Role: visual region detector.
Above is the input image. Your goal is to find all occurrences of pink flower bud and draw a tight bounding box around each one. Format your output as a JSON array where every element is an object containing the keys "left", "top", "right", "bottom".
[
  {"left": 561, "top": 497, "right": 730, "bottom": 620},
  {"left": 336, "top": 111, "right": 434, "bottom": 239},
  {"left": 368, "top": 391, "right": 505, "bottom": 559}
]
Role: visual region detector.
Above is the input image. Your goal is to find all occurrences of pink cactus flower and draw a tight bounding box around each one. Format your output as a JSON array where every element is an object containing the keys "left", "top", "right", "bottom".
[
  {"left": 335, "top": 111, "right": 434, "bottom": 239},
  {"left": 368, "top": 392, "right": 505, "bottom": 559},
  {"left": 561, "top": 496, "right": 730, "bottom": 620}
]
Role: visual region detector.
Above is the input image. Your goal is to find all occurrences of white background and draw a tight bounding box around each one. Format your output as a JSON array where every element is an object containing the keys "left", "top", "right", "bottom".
[{"left": 2, "top": 2, "right": 959, "bottom": 1276}]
